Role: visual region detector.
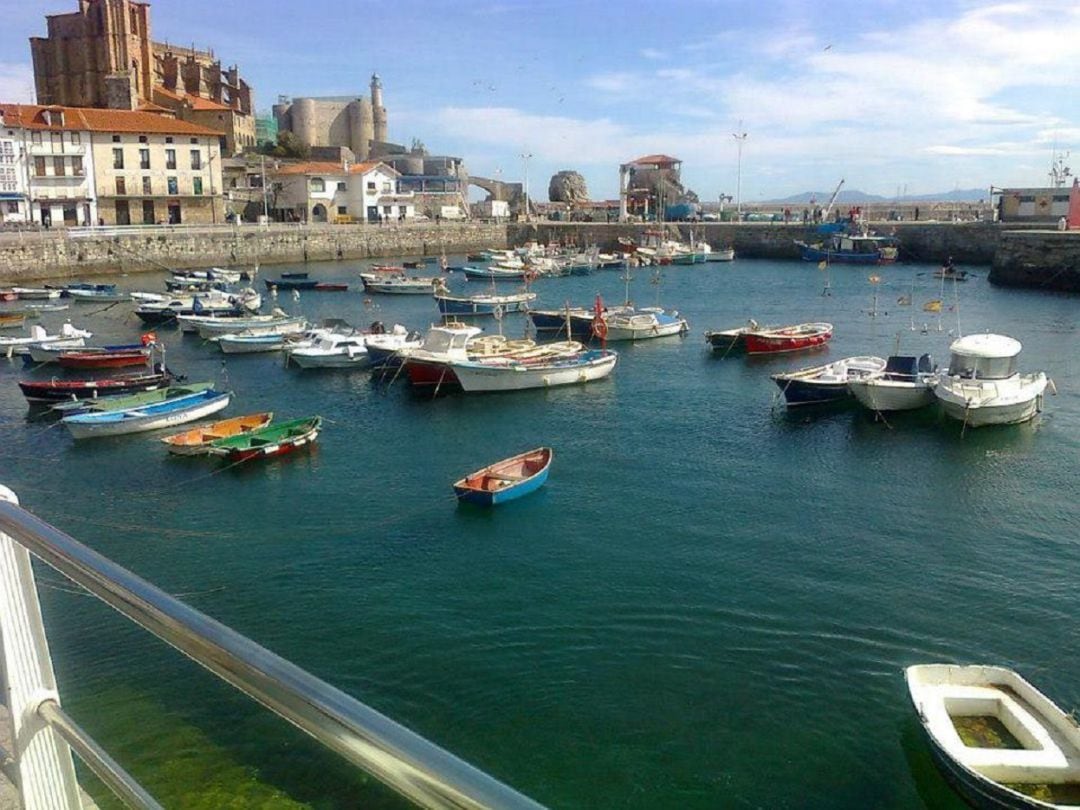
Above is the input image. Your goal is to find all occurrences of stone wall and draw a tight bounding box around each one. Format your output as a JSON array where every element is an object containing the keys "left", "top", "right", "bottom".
[
  {"left": 0, "top": 222, "right": 507, "bottom": 283},
  {"left": 989, "top": 230, "right": 1080, "bottom": 291}
]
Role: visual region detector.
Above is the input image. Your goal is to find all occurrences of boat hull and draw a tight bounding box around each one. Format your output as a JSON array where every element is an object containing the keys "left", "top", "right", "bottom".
[
  {"left": 289, "top": 350, "right": 370, "bottom": 369},
  {"left": 528, "top": 311, "right": 594, "bottom": 340},
  {"left": 436, "top": 294, "right": 534, "bottom": 316},
  {"left": 404, "top": 358, "right": 460, "bottom": 388},
  {"left": 218, "top": 335, "right": 288, "bottom": 354},
  {"left": 64, "top": 392, "right": 231, "bottom": 439},
  {"left": 162, "top": 412, "right": 273, "bottom": 455},
  {"left": 773, "top": 377, "right": 851, "bottom": 406},
  {"left": 745, "top": 325, "right": 832, "bottom": 355},
  {"left": 57, "top": 351, "right": 149, "bottom": 369},
  {"left": 604, "top": 316, "right": 686, "bottom": 342},
  {"left": 936, "top": 374, "right": 1047, "bottom": 427},
  {"left": 848, "top": 379, "right": 936, "bottom": 412},
  {"left": 210, "top": 417, "right": 322, "bottom": 462},
  {"left": 453, "top": 448, "right": 552, "bottom": 506},
  {"left": 451, "top": 351, "right": 617, "bottom": 393},
  {"left": 19, "top": 372, "right": 170, "bottom": 402}
]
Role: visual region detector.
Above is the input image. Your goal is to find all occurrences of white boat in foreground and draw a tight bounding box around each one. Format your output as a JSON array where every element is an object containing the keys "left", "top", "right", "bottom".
[
  {"left": 288, "top": 332, "right": 371, "bottom": 368},
  {"left": 906, "top": 664, "right": 1080, "bottom": 809},
  {"left": 0, "top": 323, "right": 93, "bottom": 355},
  {"left": 848, "top": 354, "right": 938, "bottom": 412},
  {"left": 602, "top": 307, "right": 688, "bottom": 341},
  {"left": 448, "top": 348, "right": 618, "bottom": 393},
  {"left": 934, "top": 334, "right": 1048, "bottom": 427}
]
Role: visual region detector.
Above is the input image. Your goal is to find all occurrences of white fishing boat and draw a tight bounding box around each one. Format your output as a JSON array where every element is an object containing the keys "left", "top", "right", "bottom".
[
  {"left": 13, "top": 287, "right": 62, "bottom": 300},
  {"left": 710, "top": 247, "right": 736, "bottom": 262},
  {"left": 62, "top": 389, "right": 231, "bottom": 439},
  {"left": 288, "top": 332, "right": 371, "bottom": 368},
  {"left": 364, "top": 325, "right": 425, "bottom": 368},
  {"left": 0, "top": 323, "right": 93, "bottom": 355},
  {"left": 602, "top": 307, "right": 688, "bottom": 341},
  {"left": 906, "top": 664, "right": 1080, "bottom": 810},
  {"left": 217, "top": 332, "right": 294, "bottom": 354},
  {"left": 934, "top": 334, "right": 1049, "bottom": 427},
  {"left": 448, "top": 348, "right": 618, "bottom": 393},
  {"left": 848, "top": 354, "right": 938, "bottom": 412},
  {"left": 190, "top": 313, "right": 305, "bottom": 338},
  {"left": 359, "top": 273, "right": 440, "bottom": 294}
]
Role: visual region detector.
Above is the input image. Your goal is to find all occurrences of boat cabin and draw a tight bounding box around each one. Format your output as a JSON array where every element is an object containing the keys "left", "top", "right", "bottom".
[
  {"left": 883, "top": 354, "right": 934, "bottom": 381},
  {"left": 946, "top": 334, "right": 1022, "bottom": 380},
  {"left": 419, "top": 325, "right": 482, "bottom": 357}
]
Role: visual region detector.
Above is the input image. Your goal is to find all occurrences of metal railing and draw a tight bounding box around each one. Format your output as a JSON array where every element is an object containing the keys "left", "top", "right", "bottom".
[{"left": 0, "top": 488, "right": 545, "bottom": 810}]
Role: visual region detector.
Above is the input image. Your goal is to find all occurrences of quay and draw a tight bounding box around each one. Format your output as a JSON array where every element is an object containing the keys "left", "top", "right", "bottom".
[{"left": 0, "top": 221, "right": 1077, "bottom": 292}]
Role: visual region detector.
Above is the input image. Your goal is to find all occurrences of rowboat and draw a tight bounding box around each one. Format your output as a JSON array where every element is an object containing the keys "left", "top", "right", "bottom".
[
  {"left": 744, "top": 322, "right": 833, "bottom": 355},
  {"left": 602, "top": 307, "right": 688, "bottom": 341},
  {"left": 848, "top": 354, "right": 938, "bottom": 412},
  {"left": 453, "top": 447, "right": 553, "bottom": 506},
  {"left": 208, "top": 415, "right": 322, "bottom": 462},
  {"left": 1, "top": 323, "right": 93, "bottom": 355},
  {"left": 264, "top": 277, "right": 318, "bottom": 290},
  {"left": 770, "top": 356, "right": 887, "bottom": 406},
  {"left": 704, "top": 321, "right": 767, "bottom": 353},
  {"left": 0, "top": 312, "right": 27, "bottom": 330},
  {"left": 65, "top": 288, "right": 132, "bottom": 303},
  {"left": 906, "top": 664, "right": 1080, "bottom": 809},
  {"left": 161, "top": 412, "right": 273, "bottom": 455},
  {"left": 708, "top": 247, "right": 736, "bottom": 262},
  {"left": 13, "top": 287, "right": 62, "bottom": 300},
  {"left": 57, "top": 347, "right": 151, "bottom": 369},
  {"left": 186, "top": 313, "right": 305, "bottom": 338},
  {"left": 434, "top": 290, "right": 536, "bottom": 316},
  {"left": 62, "top": 389, "right": 231, "bottom": 439},
  {"left": 26, "top": 341, "right": 140, "bottom": 364},
  {"left": 18, "top": 368, "right": 171, "bottom": 402},
  {"left": 460, "top": 265, "right": 529, "bottom": 281},
  {"left": 51, "top": 382, "right": 214, "bottom": 415},
  {"left": 448, "top": 348, "right": 618, "bottom": 393},
  {"left": 217, "top": 332, "right": 294, "bottom": 354},
  {"left": 359, "top": 273, "right": 440, "bottom": 294}
]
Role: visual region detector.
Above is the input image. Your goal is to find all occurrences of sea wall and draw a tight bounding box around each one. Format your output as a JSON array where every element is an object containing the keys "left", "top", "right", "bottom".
[
  {"left": 0, "top": 222, "right": 509, "bottom": 283},
  {"left": 989, "top": 230, "right": 1080, "bottom": 291}
]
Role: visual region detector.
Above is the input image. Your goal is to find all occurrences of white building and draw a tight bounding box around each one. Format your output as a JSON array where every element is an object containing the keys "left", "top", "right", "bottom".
[
  {"left": 0, "top": 115, "right": 28, "bottom": 223},
  {"left": 269, "top": 160, "right": 414, "bottom": 223}
]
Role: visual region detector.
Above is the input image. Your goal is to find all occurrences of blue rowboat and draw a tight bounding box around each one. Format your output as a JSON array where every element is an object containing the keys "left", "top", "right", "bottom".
[
  {"left": 771, "top": 356, "right": 886, "bottom": 406},
  {"left": 460, "top": 265, "right": 528, "bottom": 281},
  {"left": 453, "top": 447, "right": 552, "bottom": 506},
  {"left": 62, "top": 389, "right": 231, "bottom": 439}
]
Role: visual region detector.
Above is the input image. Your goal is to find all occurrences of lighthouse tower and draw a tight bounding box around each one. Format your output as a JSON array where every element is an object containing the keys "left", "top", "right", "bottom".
[{"left": 371, "top": 73, "right": 388, "bottom": 145}]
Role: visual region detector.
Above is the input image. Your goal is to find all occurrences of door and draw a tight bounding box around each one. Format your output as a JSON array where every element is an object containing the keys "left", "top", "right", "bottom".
[
  {"left": 142, "top": 200, "right": 155, "bottom": 225},
  {"left": 367, "top": 206, "right": 378, "bottom": 222},
  {"left": 62, "top": 205, "right": 77, "bottom": 226},
  {"left": 167, "top": 203, "right": 181, "bottom": 224},
  {"left": 115, "top": 200, "right": 130, "bottom": 225}
]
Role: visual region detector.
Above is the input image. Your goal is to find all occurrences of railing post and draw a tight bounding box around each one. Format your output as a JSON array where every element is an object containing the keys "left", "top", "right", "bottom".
[{"left": 0, "top": 486, "right": 82, "bottom": 810}]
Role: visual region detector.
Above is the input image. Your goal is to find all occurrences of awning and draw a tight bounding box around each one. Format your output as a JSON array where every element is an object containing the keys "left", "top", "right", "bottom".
[{"left": 0, "top": 192, "right": 26, "bottom": 200}]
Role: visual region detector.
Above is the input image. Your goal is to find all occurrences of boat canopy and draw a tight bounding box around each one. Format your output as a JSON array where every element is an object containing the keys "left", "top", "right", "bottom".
[{"left": 947, "top": 334, "right": 1022, "bottom": 379}]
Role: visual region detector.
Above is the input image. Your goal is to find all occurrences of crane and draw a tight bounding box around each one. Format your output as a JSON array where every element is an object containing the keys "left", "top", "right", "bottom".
[{"left": 822, "top": 178, "right": 845, "bottom": 221}]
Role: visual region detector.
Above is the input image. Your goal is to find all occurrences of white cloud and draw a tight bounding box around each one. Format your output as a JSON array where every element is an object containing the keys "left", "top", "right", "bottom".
[
  {"left": 0, "top": 63, "right": 35, "bottom": 103},
  {"left": 640, "top": 48, "right": 665, "bottom": 61},
  {"left": 584, "top": 72, "right": 638, "bottom": 94}
]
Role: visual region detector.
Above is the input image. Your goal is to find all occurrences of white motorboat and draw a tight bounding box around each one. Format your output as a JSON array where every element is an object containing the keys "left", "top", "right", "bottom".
[
  {"left": 359, "top": 273, "right": 440, "bottom": 294},
  {"left": 602, "top": 307, "right": 688, "bottom": 341},
  {"left": 448, "top": 348, "right": 618, "bottom": 393},
  {"left": 190, "top": 313, "right": 305, "bottom": 338},
  {"left": 906, "top": 664, "right": 1080, "bottom": 809},
  {"left": 13, "top": 287, "right": 62, "bottom": 300},
  {"left": 710, "top": 247, "right": 736, "bottom": 262},
  {"left": 288, "top": 332, "right": 371, "bottom": 368},
  {"left": 848, "top": 354, "right": 938, "bottom": 412},
  {"left": 217, "top": 332, "right": 294, "bottom": 354},
  {"left": 364, "top": 325, "right": 425, "bottom": 368},
  {"left": 0, "top": 323, "right": 93, "bottom": 356},
  {"left": 934, "top": 334, "right": 1048, "bottom": 427}
]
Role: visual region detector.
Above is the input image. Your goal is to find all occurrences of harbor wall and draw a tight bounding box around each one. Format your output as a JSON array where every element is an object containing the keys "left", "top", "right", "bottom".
[
  {"left": 0, "top": 222, "right": 509, "bottom": 283},
  {"left": 989, "top": 230, "right": 1080, "bottom": 291}
]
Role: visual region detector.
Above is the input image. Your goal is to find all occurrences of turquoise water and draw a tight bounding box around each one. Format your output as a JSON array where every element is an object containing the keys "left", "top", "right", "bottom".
[{"left": 2, "top": 257, "right": 1079, "bottom": 809}]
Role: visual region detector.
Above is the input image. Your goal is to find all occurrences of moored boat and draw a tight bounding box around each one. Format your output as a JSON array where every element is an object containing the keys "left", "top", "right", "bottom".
[
  {"left": 460, "top": 265, "right": 529, "bottom": 281},
  {"left": 1, "top": 323, "right": 94, "bottom": 355},
  {"left": 50, "top": 382, "right": 214, "bottom": 415},
  {"left": 0, "top": 312, "right": 27, "bottom": 330},
  {"left": 62, "top": 389, "right": 231, "bottom": 439},
  {"left": 709, "top": 247, "right": 736, "bottom": 262},
  {"left": 208, "top": 415, "right": 322, "bottom": 462},
  {"left": 448, "top": 348, "right": 618, "bottom": 393},
  {"left": 217, "top": 332, "right": 294, "bottom": 354},
  {"left": 848, "top": 354, "right": 938, "bottom": 412},
  {"left": 771, "top": 355, "right": 887, "bottom": 406},
  {"left": 602, "top": 307, "right": 688, "bottom": 341},
  {"left": 13, "top": 287, "right": 62, "bottom": 300},
  {"left": 934, "top": 333, "right": 1049, "bottom": 427},
  {"left": 56, "top": 347, "right": 151, "bottom": 369},
  {"left": 906, "top": 664, "right": 1080, "bottom": 810},
  {"left": 161, "top": 412, "right": 273, "bottom": 455},
  {"left": 287, "top": 332, "right": 371, "bottom": 368},
  {"left": 453, "top": 447, "right": 553, "bottom": 506},
  {"left": 796, "top": 231, "right": 900, "bottom": 264},
  {"left": 18, "top": 368, "right": 172, "bottom": 402},
  {"left": 704, "top": 320, "right": 767, "bottom": 353},
  {"left": 434, "top": 290, "right": 536, "bottom": 316},
  {"left": 744, "top": 322, "right": 833, "bottom": 355},
  {"left": 359, "top": 273, "right": 440, "bottom": 294}
]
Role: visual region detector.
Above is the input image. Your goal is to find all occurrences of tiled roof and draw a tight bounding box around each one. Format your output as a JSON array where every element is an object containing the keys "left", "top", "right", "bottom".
[
  {"left": 154, "top": 86, "right": 231, "bottom": 112},
  {"left": 628, "top": 154, "right": 681, "bottom": 166},
  {"left": 0, "top": 103, "right": 222, "bottom": 136},
  {"left": 271, "top": 161, "right": 398, "bottom": 176}
]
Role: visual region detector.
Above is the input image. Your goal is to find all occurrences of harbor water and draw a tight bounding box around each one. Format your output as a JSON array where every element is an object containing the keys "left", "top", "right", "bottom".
[{"left": 2, "top": 256, "right": 1079, "bottom": 809}]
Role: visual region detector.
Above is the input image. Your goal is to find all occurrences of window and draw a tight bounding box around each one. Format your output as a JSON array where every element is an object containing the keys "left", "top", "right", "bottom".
[
  {"left": 34, "top": 157, "right": 46, "bottom": 176},
  {"left": 142, "top": 200, "right": 155, "bottom": 224},
  {"left": 72, "top": 156, "right": 83, "bottom": 175},
  {"left": 382, "top": 181, "right": 392, "bottom": 193},
  {"left": 165, "top": 149, "right": 176, "bottom": 170},
  {"left": 167, "top": 176, "right": 178, "bottom": 195},
  {"left": 336, "top": 181, "right": 347, "bottom": 192},
  {"left": 165, "top": 136, "right": 173, "bottom": 144},
  {"left": 310, "top": 178, "right": 325, "bottom": 192},
  {"left": 383, "top": 205, "right": 392, "bottom": 215},
  {"left": 190, "top": 137, "right": 198, "bottom": 145},
  {"left": 193, "top": 177, "right": 203, "bottom": 195},
  {"left": 138, "top": 135, "right": 147, "bottom": 144},
  {"left": 142, "top": 176, "right": 151, "bottom": 194},
  {"left": 53, "top": 157, "right": 65, "bottom": 176},
  {"left": 337, "top": 205, "right": 347, "bottom": 215},
  {"left": 190, "top": 150, "right": 201, "bottom": 170},
  {"left": 70, "top": 132, "right": 80, "bottom": 145},
  {"left": 112, "top": 135, "right": 120, "bottom": 143},
  {"left": 50, "top": 132, "right": 61, "bottom": 150},
  {"left": 113, "top": 148, "right": 124, "bottom": 170},
  {"left": 115, "top": 177, "right": 126, "bottom": 195},
  {"left": 6, "top": 202, "right": 19, "bottom": 214},
  {"left": 31, "top": 131, "right": 42, "bottom": 145},
  {"left": 137, "top": 148, "right": 149, "bottom": 169}
]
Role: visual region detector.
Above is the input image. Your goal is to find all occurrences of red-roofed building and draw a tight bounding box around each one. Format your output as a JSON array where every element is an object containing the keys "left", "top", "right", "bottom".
[
  {"left": 268, "top": 160, "right": 414, "bottom": 223},
  {"left": 1, "top": 103, "right": 224, "bottom": 226}
]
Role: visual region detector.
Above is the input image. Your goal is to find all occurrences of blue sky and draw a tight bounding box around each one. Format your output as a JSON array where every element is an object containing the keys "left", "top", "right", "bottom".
[{"left": 4, "top": 1, "right": 1079, "bottom": 200}]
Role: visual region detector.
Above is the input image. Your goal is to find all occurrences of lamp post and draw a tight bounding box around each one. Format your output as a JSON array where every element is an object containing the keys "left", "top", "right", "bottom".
[
  {"left": 520, "top": 152, "right": 532, "bottom": 222},
  {"left": 732, "top": 125, "right": 747, "bottom": 216}
]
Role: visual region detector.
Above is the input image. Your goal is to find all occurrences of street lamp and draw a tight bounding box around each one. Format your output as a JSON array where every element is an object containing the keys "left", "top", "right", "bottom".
[
  {"left": 732, "top": 125, "right": 747, "bottom": 216},
  {"left": 520, "top": 152, "right": 532, "bottom": 221}
]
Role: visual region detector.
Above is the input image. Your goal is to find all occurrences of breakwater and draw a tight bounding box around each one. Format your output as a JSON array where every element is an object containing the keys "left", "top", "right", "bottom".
[
  {"left": 989, "top": 229, "right": 1080, "bottom": 291},
  {"left": 0, "top": 219, "right": 1068, "bottom": 286}
]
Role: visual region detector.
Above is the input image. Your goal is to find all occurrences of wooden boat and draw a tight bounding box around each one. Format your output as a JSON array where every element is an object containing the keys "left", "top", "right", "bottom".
[
  {"left": 906, "top": 664, "right": 1080, "bottom": 809},
  {"left": 934, "top": 266, "right": 973, "bottom": 281},
  {"left": 848, "top": 354, "right": 938, "bottom": 412},
  {"left": 51, "top": 382, "right": 214, "bottom": 415},
  {"left": 161, "top": 412, "right": 273, "bottom": 455},
  {"left": 771, "top": 356, "right": 887, "bottom": 406},
  {"left": 1, "top": 323, "right": 93, "bottom": 355},
  {"left": 744, "top": 322, "right": 833, "bottom": 355},
  {"left": 65, "top": 288, "right": 132, "bottom": 303},
  {"left": 453, "top": 447, "right": 553, "bottom": 506},
  {"left": 796, "top": 232, "right": 900, "bottom": 264},
  {"left": 57, "top": 347, "right": 151, "bottom": 369},
  {"left": 709, "top": 247, "right": 736, "bottom": 262},
  {"left": 264, "top": 277, "right": 318, "bottom": 290},
  {"left": 313, "top": 282, "right": 348, "bottom": 291},
  {"left": 0, "top": 312, "right": 27, "bottom": 330},
  {"left": 603, "top": 307, "right": 688, "bottom": 341},
  {"left": 62, "top": 389, "right": 231, "bottom": 439},
  {"left": 208, "top": 415, "right": 322, "bottom": 462},
  {"left": 217, "top": 332, "right": 295, "bottom": 354},
  {"left": 449, "top": 349, "right": 618, "bottom": 393},
  {"left": 13, "top": 287, "right": 62, "bottom": 300},
  {"left": 934, "top": 334, "right": 1048, "bottom": 427},
  {"left": 434, "top": 290, "right": 536, "bottom": 316},
  {"left": 704, "top": 321, "right": 768, "bottom": 353},
  {"left": 18, "top": 368, "right": 171, "bottom": 402},
  {"left": 528, "top": 308, "right": 596, "bottom": 341},
  {"left": 24, "top": 337, "right": 98, "bottom": 363},
  {"left": 359, "top": 273, "right": 440, "bottom": 294},
  {"left": 187, "top": 313, "right": 305, "bottom": 339},
  {"left": 460, "top": 265, "right": 528, "bottom": 281}
]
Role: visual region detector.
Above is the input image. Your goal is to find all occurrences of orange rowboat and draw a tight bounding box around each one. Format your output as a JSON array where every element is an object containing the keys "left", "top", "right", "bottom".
[{"left": 160, "top": 412, "right": 273, "bottom": 455}]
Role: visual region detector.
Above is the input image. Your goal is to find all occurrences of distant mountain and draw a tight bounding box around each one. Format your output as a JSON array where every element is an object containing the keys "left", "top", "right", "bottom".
[{"left": 764, "top": 188, "right": 987, "bottom": 204}]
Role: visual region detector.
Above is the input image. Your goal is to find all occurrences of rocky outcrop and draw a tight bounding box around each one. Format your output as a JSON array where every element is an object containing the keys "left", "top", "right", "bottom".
[{"left": 548, "top": 171, "right": 589, "bottom": 204}]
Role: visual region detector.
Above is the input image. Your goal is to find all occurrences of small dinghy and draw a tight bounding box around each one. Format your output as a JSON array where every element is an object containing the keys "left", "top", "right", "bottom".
[
  {"left": 161, "top": 412, "right": 273, "bottom": 455},
  {"left": 208, "top": 415, "right": 322, "bottom": 462},
  {"left": 907, "top": 664, "right": 1080, "bottom": 809},
  {"left": 771, "top": 356, "right": 886, "bottom": 406},
  {"left": 453, "top": 447, "right": 552, "bottom": 506}
]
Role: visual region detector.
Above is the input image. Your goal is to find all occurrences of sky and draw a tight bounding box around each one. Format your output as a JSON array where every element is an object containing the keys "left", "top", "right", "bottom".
[{"left": 3, "top": 0, "right": 1079, "bottom": 202}]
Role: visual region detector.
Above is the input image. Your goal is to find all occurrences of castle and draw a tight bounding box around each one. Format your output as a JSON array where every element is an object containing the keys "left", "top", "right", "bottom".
[
  {"left": 272, "top": 76, "right": 389, "bottom": 161},
  {"left": 29, "top": 0, "right": 255, "bottom": 153}
]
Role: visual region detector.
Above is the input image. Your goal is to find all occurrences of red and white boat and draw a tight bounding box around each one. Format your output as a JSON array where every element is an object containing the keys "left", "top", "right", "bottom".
[
  {"left": 56, "top": 348, "right": 151, "bottom": 369},
  {"left": 744, "top": 322, "right": 833, "bottom": 355}
]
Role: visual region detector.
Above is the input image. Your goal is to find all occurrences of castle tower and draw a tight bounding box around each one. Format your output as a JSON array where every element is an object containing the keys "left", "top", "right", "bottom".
[
  {"left": 348, "top": 98, "right": 374, "bottom": 160},
  {"left": 371, "top": 73, "right": 387, "bottom": 145}
]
